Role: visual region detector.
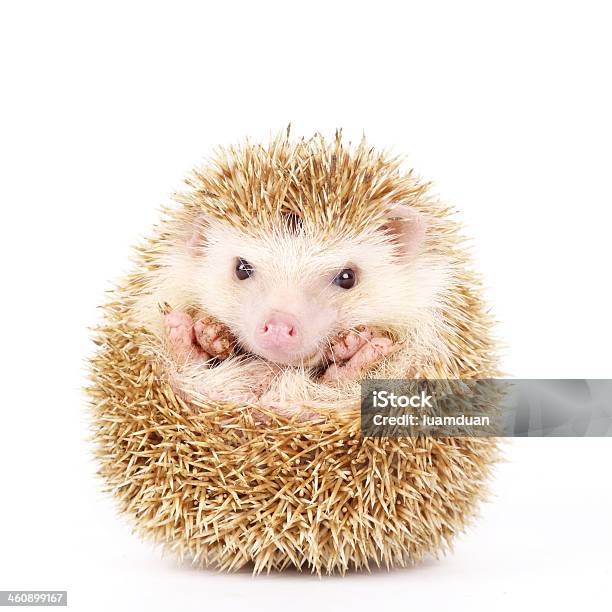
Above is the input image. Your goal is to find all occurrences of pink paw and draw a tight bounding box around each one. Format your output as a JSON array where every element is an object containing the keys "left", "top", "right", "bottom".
[
  {"left": 164, "top": 310, "right": 208, "bottom": 363},
  {"left": 321, "top": 328, "right": 400, "bottom": 383},
  {"left": 325, "top": 326, "right": 373, "bottom": 362},
  {"left": 193, "top": 316, "right": 234, "bottom": 360}
]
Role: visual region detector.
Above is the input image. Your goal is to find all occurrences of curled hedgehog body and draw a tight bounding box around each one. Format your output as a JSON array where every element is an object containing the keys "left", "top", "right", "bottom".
[{"left": 88, "top": 131, "right": 498, "bottom": 574}]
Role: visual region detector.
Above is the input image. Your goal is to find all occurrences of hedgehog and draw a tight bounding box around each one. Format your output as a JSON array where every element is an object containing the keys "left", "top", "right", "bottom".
[{"left": 88, "top": 130, "right": 499, "bottom": 574}]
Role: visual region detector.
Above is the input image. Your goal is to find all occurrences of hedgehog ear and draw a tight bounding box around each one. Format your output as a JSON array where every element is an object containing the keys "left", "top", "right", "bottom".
[
  {"left": 379, "top": 204, "right": 426, "bottom": 258},
  {"left": 187, "top": 212, "right": 209, "bottom": 255}
]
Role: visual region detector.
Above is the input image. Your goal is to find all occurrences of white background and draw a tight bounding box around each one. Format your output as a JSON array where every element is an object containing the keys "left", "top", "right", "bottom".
[{"left": 1, "top": 1, "right": 611, "bottom": 611}]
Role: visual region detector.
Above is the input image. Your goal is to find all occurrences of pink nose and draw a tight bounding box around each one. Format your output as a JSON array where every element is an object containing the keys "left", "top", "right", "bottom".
[{"left": 256, "top": 312, "right": 301, "bottom": 351}]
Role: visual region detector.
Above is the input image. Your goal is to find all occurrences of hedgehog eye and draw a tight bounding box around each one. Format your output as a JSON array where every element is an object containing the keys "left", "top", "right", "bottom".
[
  {"left": 333, "top": 268, "right": 356, "bottom": 289},
  {"left": 235, "top": 258, "right": 254, "bottom": 280}
]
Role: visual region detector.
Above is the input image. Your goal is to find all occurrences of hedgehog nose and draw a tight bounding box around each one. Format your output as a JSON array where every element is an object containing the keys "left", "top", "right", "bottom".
[{"left": 257, "top": 312, "right": 301, "bottom": 350}]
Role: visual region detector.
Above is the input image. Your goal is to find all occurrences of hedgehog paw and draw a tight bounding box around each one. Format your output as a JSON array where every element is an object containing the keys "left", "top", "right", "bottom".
[
  {"left": 164, "top": 311, "right": 210, "bottom": 364},
  {"left": 325, "top": 326, "right": 373, "bottom": 362},
  {"left": 193, "top": 316, "right": 235, "bottom": 360},
  {"left": 321, "top": 331, "right": 399, "bottom": 382}
]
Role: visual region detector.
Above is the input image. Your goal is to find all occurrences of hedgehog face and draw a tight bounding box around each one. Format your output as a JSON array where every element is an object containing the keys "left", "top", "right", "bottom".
[{"left": 189, "top": 206, "right": 444, "bottom": 367}]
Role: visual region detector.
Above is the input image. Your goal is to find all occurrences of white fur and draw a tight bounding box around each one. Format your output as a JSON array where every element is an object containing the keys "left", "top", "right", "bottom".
[{"left": 131, "top": 211, "right": 454, "bottom": 410}]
